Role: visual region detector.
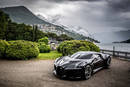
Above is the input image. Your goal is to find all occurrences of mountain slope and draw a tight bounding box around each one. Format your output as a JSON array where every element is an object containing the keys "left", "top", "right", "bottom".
[
  {"left": 1, "top": 6, "right": 98, "bottom": 42},
  {"left": 37, "top": 14, "right": 96, "bottom": 41},
  {"left": 1, "top": 6, "right": 49, "bottom": 24}
]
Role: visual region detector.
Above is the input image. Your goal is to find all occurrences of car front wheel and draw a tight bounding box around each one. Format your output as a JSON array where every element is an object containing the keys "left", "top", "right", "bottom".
[{"left": 82, "top": 65, "right": 92, "bottom": 80}]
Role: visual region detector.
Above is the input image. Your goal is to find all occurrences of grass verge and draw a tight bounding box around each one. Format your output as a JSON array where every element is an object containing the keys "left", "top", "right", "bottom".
[{"left": 37, "top": 51, "right": 62, "bottom": 60}]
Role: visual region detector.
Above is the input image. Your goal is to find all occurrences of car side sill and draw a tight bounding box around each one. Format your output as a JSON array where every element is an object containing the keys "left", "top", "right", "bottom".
[{"left": 93, "top": 67, "right": 103, "bottom": 73}]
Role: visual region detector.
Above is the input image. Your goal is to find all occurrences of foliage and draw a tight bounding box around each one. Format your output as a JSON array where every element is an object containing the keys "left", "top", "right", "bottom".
[
  {"left": 6, "top": 23, "right": 46, "bottom": 41},
  {"left": 38, "top": 37, "right": 49, "bottom": 45},
  {"left": 57, "top": 34, "right": 74, "bottom": 41},
  {"left": 38, "top": 51, "right": 62, "bottom": 60},
  {"left": 38, "top": 42, "right": 51, "bottom": 53},
  {"left": 57, "top": 40, "right": 100, "bottom": 56},
  {"left": 0, "top": 10, "right": 11, "bottom": 40},
  {"left": 46, "top": 32, "right": 73, "bottom": 41},
  {"left": 46, "top": 32, "right": 57, "bottom": 39},
  {"left": 0, "top": 40, "right": 9, "bottom": 57},
  {"left": 81, "top": 41, "right": 100, "bottom": 52},
  {"left": 0, "top": 9, "right": 46, "bottom": 41},
  {"left": 6, "top": 40, "right": 39, "bottom": 60}
]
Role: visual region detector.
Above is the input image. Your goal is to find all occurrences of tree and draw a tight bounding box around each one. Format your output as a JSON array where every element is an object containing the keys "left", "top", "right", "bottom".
[
  {"left": 57, "top": 34, "right": 74, "bottom": 41},
  {"left": 0, "top": 10, "right": 74, "bottom": 42},
  {"left": 32, "top": 25, "right": 38, "bottom": 41},
  {"left": 46, "top": 32, "right": 57, "bottom": 39},
  {"left": 0, "top": 10, "right": 11, "bottom": 40},
  {"left": 0, "top": 10, "right": 46, "bottom": 41}
]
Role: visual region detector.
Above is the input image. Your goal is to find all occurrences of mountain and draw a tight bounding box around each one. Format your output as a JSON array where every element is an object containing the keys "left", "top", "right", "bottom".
[
  {"left": 37, "top": 14, "right": 93, "bottom": 39},
  {"left": 1, "top": 6, "right": 98, "bottom": 42},
  {"left": 1, "top": 6, "right": 49, "bottom": 24},
  {"left": 93, "top": 30, "right": 130, "bottom": 43},
  {"left": 37, "top": 14, "right": 48, "bottom": 22},
  {"left": 120, "top": 39, "right": 130, "bottom": 43},
  {"left": 37, "top": 14, "right": 96, "bottom": 41},
  {"left": 37, "top": 14, "right": 62, "bottom": 25}
]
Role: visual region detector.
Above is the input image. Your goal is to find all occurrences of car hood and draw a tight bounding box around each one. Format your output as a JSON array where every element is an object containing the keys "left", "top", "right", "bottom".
[{"left": 55, "top": 56, "right": 92, "bottom": 68}]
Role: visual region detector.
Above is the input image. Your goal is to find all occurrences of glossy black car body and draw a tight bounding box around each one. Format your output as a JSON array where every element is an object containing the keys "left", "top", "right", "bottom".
[{"left": 53, "top": 51, "right": 111, "bottom": 80}]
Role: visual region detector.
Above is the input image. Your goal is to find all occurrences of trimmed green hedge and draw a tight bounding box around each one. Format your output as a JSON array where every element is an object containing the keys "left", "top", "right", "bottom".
[
  {"left": 38, "top": 42, "right": 51, "bottom": 53},
  {"left": 0, "top": 40, "right": 9, "bottom": 58},
  {"left": 57, "top": 40, "right": 100, "bottom": 56},
  {"left": 38, "top": 37, "right": 49, "bottom": 45},
  {"left": 6, "top": 40, "right": 39, "bottom": 60},
  {"left": 80, "top": 41, "right": 100, "bottom": 52}
]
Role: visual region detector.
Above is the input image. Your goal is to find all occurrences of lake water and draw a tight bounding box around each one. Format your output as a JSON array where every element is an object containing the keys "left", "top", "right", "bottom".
[{"left": 96, "top": 43, "right": 130, "bottom": 52}]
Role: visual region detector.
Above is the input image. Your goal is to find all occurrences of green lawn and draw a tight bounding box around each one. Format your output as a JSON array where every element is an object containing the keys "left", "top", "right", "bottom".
[{"left": 37, "top": 51, "right": 62, "bottom": 60}]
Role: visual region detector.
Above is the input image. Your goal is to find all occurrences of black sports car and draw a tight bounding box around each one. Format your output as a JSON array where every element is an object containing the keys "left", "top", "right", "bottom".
[{"left": 53, "top": 51, "right": 111, "bottom": 80}]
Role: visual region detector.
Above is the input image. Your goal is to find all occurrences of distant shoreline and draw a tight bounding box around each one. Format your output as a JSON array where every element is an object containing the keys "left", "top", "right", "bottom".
[{"left": 113, "top": 39, "right": 130, "bottom": 43}]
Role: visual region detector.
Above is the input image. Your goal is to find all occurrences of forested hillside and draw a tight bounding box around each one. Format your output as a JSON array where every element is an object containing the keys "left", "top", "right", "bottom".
[
  {"left": 1, "top": 6, "right": 99, "bottom": 42},
  {"left": 0, "top": 10, "right": 73, "bottom": 41}
]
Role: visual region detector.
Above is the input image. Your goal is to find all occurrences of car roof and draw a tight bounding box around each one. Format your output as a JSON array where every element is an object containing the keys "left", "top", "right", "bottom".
[{"left": 76, "top": 51, "right": 100, "bottom": 55}]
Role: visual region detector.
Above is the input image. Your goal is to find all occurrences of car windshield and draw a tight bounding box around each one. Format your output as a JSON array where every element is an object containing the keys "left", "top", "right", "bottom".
[
  {"left": 71, "top": 53, "right": 93, "bottom": 59},
  {"left": 70, "top": 53, "right": 81, "bottom": 58}
]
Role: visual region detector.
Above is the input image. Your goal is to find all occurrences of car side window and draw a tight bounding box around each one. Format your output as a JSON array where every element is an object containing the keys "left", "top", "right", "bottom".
[
  {"left": 93, "top": 54, "right": 101, "bottom": 62},
  {"left": 78, "top": 54, "right": 93, "bottom": 59},
  {"left": 97, "top": 55, "right": 101, "bottom": 59}
]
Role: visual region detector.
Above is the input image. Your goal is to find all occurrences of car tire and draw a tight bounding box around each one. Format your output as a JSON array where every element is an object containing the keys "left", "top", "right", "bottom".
[
  {"left": 82, "top": 65, "right": 92, "bottom": 80},
  {"left": 105, "top": 57, "right": 111, "bottom": 69}
]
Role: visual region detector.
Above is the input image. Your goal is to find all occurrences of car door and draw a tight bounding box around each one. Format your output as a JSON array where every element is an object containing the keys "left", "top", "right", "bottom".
[{"left": 93, "top": 54, "right": 104, "bottom": 69}]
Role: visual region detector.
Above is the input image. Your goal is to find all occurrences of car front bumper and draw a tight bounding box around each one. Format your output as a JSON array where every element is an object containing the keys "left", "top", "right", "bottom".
[{"left": 54, "top": 65, "right": 84, "bottom": 78}]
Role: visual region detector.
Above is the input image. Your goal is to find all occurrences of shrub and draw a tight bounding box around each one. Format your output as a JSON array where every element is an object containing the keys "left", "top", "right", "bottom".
[
  {"left": 38, "top": 37, "right": 49, "bottom": 45},
  {"left": 0, "top": 40, "right": 9, "bottom": 58},
  {"left": 6, "top": 40, "right": 39, "bottom": 60},
  {"left": 57, "top": 40, "right": 100, "bottom": 56},
  {"left": 38, "top": 42, "right": 51, "bottom": 53},
  {"left": 86, "top": 41, "right": 100, "bottom": 52},
  {"left": 57, "top": 40, "right": 90, "bottom": 56}
]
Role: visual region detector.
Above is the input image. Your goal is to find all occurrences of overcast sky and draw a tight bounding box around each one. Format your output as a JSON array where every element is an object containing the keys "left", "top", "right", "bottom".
[{"left": 0, "top": 0, "right": 130, "bottom": 35}]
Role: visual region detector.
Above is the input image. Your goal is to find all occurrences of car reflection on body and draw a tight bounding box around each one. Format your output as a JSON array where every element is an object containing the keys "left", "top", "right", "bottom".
[{"left": 53, "top": 51, "right": 111, "bottom": 80}]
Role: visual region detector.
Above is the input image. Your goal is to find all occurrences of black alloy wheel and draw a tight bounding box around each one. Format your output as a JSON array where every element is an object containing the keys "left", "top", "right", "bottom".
[{"left": 83, "top": 65, "right": 92, "bottom": 80}]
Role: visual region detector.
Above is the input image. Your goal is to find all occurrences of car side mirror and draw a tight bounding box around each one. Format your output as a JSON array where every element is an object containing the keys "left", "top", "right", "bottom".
[{"left": 94, "top": 58, "right": 98, "bottom": 62}]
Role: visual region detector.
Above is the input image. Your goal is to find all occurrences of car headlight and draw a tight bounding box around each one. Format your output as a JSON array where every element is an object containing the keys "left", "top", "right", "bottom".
[
  {"left": 54, "top": 57, "right": 60, "bottom": 63},
  {"left": 54, "top": 59, "right": 58, "bottom": 65}
]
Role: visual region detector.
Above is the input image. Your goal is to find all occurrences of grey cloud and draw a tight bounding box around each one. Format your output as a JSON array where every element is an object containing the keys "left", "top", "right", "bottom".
[
  {"left": 107, "top": 0, "right": 130, "bottom": 12},
  {"left": 0, "top": 0, "right": 130, "bottom": 34}
]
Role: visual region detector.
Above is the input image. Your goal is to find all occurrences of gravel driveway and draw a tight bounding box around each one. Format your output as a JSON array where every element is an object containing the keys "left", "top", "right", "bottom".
[{"left": 0, "top": 58, "right": 130, "bottom": 87}]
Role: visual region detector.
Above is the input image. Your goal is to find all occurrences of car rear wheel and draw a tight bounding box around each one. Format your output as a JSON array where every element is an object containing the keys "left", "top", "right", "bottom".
[
  {"left": 82, "top": 65, "right": 92, "bottom": 80},
  {"left": 105, "top": 57, "right": 111, "bottom": 68}
]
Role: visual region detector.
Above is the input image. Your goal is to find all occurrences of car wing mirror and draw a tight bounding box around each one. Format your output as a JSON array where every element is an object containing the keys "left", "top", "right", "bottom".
[{"left": 94, "top": 58, "right": 98, "bottom": 62}]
